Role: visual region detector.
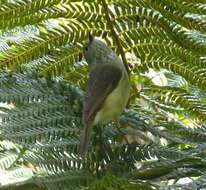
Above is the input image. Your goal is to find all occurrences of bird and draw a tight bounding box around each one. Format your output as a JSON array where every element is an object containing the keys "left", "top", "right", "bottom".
[{"left": 79, "top": 34, "right": 130, "bottom": 156}]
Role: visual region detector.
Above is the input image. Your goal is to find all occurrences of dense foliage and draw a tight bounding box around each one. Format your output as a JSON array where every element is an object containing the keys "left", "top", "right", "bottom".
[{"left": 0, "top": 0, "right": 206, "bottom": 189}]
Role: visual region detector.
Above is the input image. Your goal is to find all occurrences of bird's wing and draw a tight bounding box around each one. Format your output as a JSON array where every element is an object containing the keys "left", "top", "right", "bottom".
[{"left": 83, "top": 64, "right": 122, "bottom": 125}]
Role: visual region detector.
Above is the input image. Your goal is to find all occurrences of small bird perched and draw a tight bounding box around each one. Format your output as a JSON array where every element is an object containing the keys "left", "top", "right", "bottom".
[{"left": 79, "top": 34, "right": 130, "bottom": 156}]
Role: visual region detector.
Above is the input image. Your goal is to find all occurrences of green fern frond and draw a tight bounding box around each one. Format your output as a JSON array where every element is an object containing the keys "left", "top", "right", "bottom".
[
  {"left": 121, "top": 110, "right": 186, "bottom": 144},
  {"left": 64, "top": 64, "right": 88, "bottom": 89},
  {"left": 88, "top": 174, "right": 156, "bottom": 190},
  {"left": 0, "top": 6, "right": 67, "bottom": 30},
  {"left": 157, "top": 0, "right": 206, "bottom": 15},
  {"left": 0, "top": 0, "right": 206, "bottom": 189},
  {"left": 0, "top": 25, "right": 70, "bottom": 68},
  {"left": 141, "top": 86, "right": 206, "bottom": 121},
  {"left": 153, "top": 168, "right": 200, "bottom": 182},
  {"left": 64, "top": 2, "right": 104, "bottom": 20},
  {"left": 1, "top": 25, "right": 39, "bottom": 45},
  {"left": 0, "top": 166, "right": 34, "bottom": 188},
  {"left": 0, "top": 140, "right": 18, "bottom": 151},
  {"left": 114, "top": 3, "right": 206, "bottom": 55},
  {"left": 34, "top": 170, "right": 93, "bottom": 190},
  {"left": 38, "top": 46, "right": 81, "bottom": 77},
  {"left": 174, "top": 0, "right": 206, "bottom": 4},
  {"left": 164, "top": 122, "right": 206, "bottom": 143},
  {"left": 133, "top": 49, "right": 206, "bottom": 90},
  {"left": 3, "top": 115, "right": 81, "bottom": 145},
  {"left": 25, "top": 148, "right": 81, "bottom": 174},
  {"left": 119, "top": 26, "right": 170, "bottom": 44},
  {"left": 131, "top": 156, "right": 206, "bottom": 181},
  {"left": 0, "top": 21, "right": 107, "bottom": 69},
  {"left": 0, "top": 0, "right": 61, "bottom": 20},
  {"left": 0, "top": 152, "right": 18, "bottom": 170},
  {"left": 149, "top": 0, "right": 206, "bottom": 33},
  {"left": 0, "top": 73, "right": 83, "bottom": 145}
]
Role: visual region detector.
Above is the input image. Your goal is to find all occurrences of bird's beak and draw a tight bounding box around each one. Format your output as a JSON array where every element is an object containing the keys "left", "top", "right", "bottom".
[
  {"left": 79, "top": 52, "right": 83, "bottom": 61},
  {"left": 79, "top": 32, "right": 93, "bottom": 61},
  {"left": 89, "top": 32, "right": 93, "bottom": 43}
]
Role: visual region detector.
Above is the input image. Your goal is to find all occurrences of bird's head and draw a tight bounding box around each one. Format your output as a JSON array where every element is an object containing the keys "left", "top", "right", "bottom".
[{"left": 83, "top": 34, "right": 111, "bottom": 66}]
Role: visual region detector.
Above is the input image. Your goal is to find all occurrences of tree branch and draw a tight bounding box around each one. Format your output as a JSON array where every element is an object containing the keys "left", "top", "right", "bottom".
[{"left": 101, "top": 0, "right": 130, "bottom": 74}]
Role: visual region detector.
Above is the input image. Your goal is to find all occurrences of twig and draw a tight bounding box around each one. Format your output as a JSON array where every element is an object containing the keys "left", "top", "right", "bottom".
[{"left": 101, "top": 0, "right": 130, "bottom": 74}]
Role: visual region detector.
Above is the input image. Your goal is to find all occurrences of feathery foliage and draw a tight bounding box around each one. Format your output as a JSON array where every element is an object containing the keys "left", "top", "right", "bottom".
[{"left": 0, "top": 0, "right": 206, "bottom": 189}]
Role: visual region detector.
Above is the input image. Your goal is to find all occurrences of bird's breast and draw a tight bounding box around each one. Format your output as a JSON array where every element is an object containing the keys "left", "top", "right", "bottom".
[{"left": 93, "top": 73, "right": 130, "bottom": 126}]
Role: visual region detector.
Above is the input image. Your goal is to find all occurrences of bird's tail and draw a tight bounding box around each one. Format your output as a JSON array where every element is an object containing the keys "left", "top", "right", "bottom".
[{"left": 79, "top": 124, "right": 92, "bottom": 156}]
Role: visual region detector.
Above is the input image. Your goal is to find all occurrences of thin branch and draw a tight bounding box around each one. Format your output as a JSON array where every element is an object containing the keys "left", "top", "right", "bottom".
[{"left": 101, "top": 0, "right": 130, "bottom": 74}]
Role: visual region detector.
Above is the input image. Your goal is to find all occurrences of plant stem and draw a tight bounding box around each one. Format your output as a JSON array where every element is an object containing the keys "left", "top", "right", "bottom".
[{"left": 101, "top": 0, "right": 130, "bottom": 74}]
